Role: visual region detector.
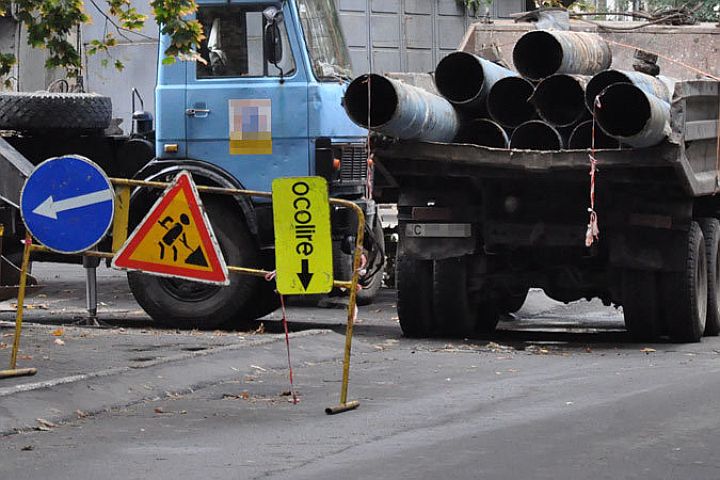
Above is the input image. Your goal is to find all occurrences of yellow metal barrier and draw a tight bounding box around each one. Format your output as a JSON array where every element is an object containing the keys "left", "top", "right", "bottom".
[{"left": 4, "top": 177, "right": 364, "bottom": 413}]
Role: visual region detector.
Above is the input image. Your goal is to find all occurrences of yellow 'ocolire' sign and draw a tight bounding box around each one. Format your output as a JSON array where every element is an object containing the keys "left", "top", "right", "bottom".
[{"left": 272, "top": 177, "right": 333, "bottom": 295}]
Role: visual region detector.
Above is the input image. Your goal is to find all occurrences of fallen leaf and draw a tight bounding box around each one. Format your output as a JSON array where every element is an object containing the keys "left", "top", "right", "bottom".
[
  {"left": 54, "top": 339, "right": 65, "bottom": 346},
  {"left": 154, "top": 407, "right": 165, "bottom": 414},
  {"left": 76, "top": 410, "right": 88, "bottom": 418},
  {"left": 640, "top": 348, "right": 657, "bottom": 353},
  {"left": 51, "top": 328, "right": 64, "bottom": 337},
  {"left": 21, "top": 445, "right": 34, "bottom": 451},
  {"left": 18, "top": 354, "right": 32, "bottom": 360},
  {"left": 250, "top": 365, "right": 267, "bottom": 372},
  {"left": 253, "top": 323, "right": 265, "bottom": 334},
  {"left": 241, "top": 391, "right": 250, "bottom": 400}
]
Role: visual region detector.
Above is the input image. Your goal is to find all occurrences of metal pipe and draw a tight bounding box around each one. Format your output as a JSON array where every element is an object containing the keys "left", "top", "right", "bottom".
[
  {"left": 513, "top": 30, "right": 612, "bottom": 81},
  {"left": 568, "top": 119, "right": 621, "bottom": 149},
  {"left": 434, "top": 51, "right": 516, "bottom": 113},
  {"left": 344, "top": 74, "right": 460, "bottom": 142},
  {"left": 532, "top": 74, "right": 591, "bottom": 127},
  {"left": 596, "top": 83, "right": 670, "bottom": 148},
  {"left": 510, "top": 120, "right": 565, "bottom": 150},
  {"left": 585, "top": 69, "right": 674, "bottom": 112},
  {"left": 487, "top": 77, "right": 537, "bottom": 128},
  {"left": 457, "top": 118, "right": 509, "bottom": 148}
]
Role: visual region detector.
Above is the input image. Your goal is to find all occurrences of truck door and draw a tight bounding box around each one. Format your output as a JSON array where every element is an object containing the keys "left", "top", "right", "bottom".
[{"left": 185, "top": 2, "right": 309, "bottom": 193}]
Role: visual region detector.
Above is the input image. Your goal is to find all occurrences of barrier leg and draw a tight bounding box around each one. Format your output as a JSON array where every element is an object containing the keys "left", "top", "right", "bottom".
[
  {"left": 326, "top": 206, "right": 365, "bottom": 415},
  {"left": 83, "top": 255, "right": 100, "bottom": 325},
  {"left": 2, "top": 233, "right": 37, "bottom": 379}
]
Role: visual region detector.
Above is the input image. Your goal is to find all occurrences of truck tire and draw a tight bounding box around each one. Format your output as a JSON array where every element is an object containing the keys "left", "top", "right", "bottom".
[
  {"left": 0, "top": 92, "right": 112, "bottom": 131},
  {"left": 660, "top": 221, "right": 707, "bottom": 343},
  {"left": 698, "top": 218, "right": 720, "bottom": 336},
  {"left": 127, "top": 197, "right": 273, "bottom": 330},
  {"left": 397, "top": 256, "right": 434, "bottom": 337},
  {"left": 621, "top": 269, "right": 660, "bottom": 341},
  {"left": 433, "top": 257, "right": 499, "bottom": 337}
]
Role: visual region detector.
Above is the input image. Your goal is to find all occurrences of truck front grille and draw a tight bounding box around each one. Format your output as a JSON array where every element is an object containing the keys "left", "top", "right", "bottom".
[{"left": 338, "top": 144, "right": 368, "bottom": 183}]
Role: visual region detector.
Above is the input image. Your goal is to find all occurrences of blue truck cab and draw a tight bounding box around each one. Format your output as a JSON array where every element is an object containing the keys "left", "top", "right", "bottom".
[{"left": 129, "top": 0, "right": 383, "bottom": 328}]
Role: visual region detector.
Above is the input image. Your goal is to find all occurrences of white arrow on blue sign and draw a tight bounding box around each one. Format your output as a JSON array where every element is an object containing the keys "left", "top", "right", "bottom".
[{"left": 20, "top": 155, "right": 115, "bottom": 254}]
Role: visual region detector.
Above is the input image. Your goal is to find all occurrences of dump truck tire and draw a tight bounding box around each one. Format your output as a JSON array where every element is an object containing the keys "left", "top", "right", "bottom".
[
  {"left": 397, "top": 256, "right": 434, "bottom": 337},
  {"left": 0, "top": 92, "right": 112, "bottom": 131},
  {"left": 127, "top": 197, "right": 272, "bottom": 330},
  {"left": 621, "top": 269, "right": 660, "bottom": 341},
  {"left": 660, "top": 221, "right": 707, "bottom": 343},
  {"left": 698, "top": 218, "right": 720, "bottom": 336},
  {"left": 433, "top": 256, "right": 499, "bottom": 337}
]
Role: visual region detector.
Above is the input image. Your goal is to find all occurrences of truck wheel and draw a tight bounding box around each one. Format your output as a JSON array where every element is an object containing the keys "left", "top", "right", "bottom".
[
  {"left": 397, "top": 256, "right": 434, "bottom": 337},
  {"left": 660, "top": 221, "right": 707, "bottom": 343},
  {"left": 357, "top": 219, "right": 385, "bottom": 306},
  {"left": 698, "top": 218, "right": 720, "bottom": 336},
  {"left": 127, "top": 197, "right": 270, "bottom": 330},
  {"left": 0, "top": 92, "right": 112, "bottom": 131},
  {"left": 621, "top": 269, "right": 660, "bottom": 341},
  {"left": 433, "top": 257, "right": 499, "bottom": 337}
]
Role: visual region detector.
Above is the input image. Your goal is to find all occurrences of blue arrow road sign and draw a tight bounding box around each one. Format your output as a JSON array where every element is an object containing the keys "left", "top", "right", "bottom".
[{"left": 20, "top": 155, "right": 115, "bottom": 254}]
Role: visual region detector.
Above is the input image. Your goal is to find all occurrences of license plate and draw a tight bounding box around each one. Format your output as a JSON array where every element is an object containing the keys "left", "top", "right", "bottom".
[{"left": 405, "top": 223, "right": 472, "bottom": 238}]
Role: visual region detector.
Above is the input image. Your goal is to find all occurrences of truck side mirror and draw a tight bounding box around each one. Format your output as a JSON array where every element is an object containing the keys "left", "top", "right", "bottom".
[{"left": 263, "top": 7, "right": 284, "bottom": 66}]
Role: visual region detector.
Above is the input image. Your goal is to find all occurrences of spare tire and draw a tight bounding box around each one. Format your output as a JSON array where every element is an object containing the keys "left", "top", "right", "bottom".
[{"left": 0, "top": 92, "right": 112, "bottom": 131}]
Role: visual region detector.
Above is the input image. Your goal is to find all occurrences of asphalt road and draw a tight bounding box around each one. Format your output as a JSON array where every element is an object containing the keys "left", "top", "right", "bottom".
[{"left": 2, "top": 264, "right": 720, "bottom": 479}]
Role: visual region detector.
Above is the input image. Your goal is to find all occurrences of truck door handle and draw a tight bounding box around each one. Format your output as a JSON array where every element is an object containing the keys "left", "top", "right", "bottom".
[{"left": 185, "top": 108, "right": 211, "bottom": 117}]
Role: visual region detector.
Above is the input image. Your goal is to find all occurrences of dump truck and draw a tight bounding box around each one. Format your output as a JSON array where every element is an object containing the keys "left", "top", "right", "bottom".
[
  {"left": 360, "top": 18, "right": 720, "bottom": 342},
  {"left": 0, "top": 0, "right": 384, "bottom": 328}
]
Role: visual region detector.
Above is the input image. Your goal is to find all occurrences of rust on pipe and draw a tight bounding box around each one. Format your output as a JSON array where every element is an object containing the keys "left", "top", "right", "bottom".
[{"left": 513, "top": 30, "right": 612, "bottom": 81}]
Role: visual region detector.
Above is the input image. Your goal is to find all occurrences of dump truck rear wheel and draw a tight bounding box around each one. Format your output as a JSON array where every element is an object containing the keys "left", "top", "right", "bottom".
[
  {"left": 698, "top": 218, "right": 720, "bottom": 336},
  {"left": 128, "top": 197, "right": 271, "bottom": 330},
  {"left": 397, "top": 256, "right": 434, "bottom": 337},
  {"left": 621, "top": 269, "right": 660, "bottom": 341},
  {"left": 660, "top": 221, "right": 707, "bottom": 343},
  {"left": 433, "top": 256, "right": 499, "bottom": 337},
  {"left": 357, "top": 219, "right": 385, "bottom": 306}
]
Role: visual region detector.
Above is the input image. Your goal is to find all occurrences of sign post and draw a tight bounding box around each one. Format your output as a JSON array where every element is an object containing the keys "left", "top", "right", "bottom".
[{"left": 272, "top": 177, "right": 334, "bottom": 295}]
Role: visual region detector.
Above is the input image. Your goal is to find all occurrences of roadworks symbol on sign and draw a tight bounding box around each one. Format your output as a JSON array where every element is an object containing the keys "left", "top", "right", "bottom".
[{"left": 112, "top": 171, "right": 230, "bottom": 285}]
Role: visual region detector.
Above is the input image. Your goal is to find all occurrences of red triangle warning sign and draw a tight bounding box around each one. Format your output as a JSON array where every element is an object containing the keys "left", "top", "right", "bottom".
[{"left": 112, "top": 171, "right": 229, "bottom": 285}]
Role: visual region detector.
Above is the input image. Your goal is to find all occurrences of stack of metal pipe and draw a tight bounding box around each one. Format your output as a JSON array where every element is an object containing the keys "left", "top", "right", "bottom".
[{"left": 343, "top": 29, "right": 674, "bottom": 150}]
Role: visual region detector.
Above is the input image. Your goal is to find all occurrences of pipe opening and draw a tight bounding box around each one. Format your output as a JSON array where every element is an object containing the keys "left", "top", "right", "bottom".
[
  {"left": 596, "top": 83, "right": 650, "bottom": 137},
  {"left": 513, "top": 31, "right": 563, "bottom": 81},
  {"left": 568, "top": 120, "right": 620, "bottom": 149},
  {"left": 533, "top": 75, "right": 588, "bottom": 127},
  {"left": 510, "top": 120, "right": 564, "bottom": 150},
  {"left": 585, "top": 70, "right": 630, "bottom": 111},
  {"left": 435, "top": 52, "right": 485, "bottom": 104},
  {"left": 344, "top": 74, "right": 398, "bottom": 128},
  {"left": 457, "top": 119, "right": 509, "bottom": 148},
  {"left": 487, "top": 77, "right": 536, "bottom": 128}
]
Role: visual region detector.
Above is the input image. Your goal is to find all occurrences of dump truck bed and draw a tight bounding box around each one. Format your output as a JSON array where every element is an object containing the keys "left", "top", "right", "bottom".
[{"left": 376, "top": 80, "right": 719, "bottom": 198}]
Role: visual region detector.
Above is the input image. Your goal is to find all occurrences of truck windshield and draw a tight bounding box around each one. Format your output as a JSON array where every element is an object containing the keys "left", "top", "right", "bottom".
[{"left": 296, "top": 0, "right": 353, "bottom": 81}]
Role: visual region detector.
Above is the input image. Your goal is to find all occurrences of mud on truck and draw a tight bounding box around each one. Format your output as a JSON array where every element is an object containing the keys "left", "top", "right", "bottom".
[
  {"left": 0, "top": 0, "right": 384, "bottom": 329},
  {"left": 350, "top": 17, "right": 720, "bottom": 342}
]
